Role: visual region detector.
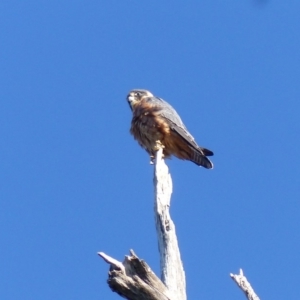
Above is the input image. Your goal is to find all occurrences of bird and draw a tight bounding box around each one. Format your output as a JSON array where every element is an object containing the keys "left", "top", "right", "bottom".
[{"left": 127, "top": 89, "right": 214, "bottom": 169}]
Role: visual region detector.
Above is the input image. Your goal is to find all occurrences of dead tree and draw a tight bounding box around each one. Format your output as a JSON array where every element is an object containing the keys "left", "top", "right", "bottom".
[{"left": 99, "top": 146, "right": 259, "bottom": 299}]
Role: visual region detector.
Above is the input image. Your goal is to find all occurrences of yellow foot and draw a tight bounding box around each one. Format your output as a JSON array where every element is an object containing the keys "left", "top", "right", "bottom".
[{"left": 153, "top": 140, "right": 165, "bottom": 151}]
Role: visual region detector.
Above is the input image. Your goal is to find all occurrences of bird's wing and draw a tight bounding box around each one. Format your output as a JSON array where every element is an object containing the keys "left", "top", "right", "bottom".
[
  {"left": 167, "top": 114, "right": 214, "bottom": 157},
  {"left": 147, "top": 97, "right": 202, "bottom": 150}
]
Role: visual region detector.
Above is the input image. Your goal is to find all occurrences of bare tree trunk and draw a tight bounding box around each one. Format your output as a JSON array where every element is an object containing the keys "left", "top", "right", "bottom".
[
  {"left": 99, "top": 146, "right": 186, "bottom": 299},
  {"left": 154, "top": 146, "right": 186, "bottom": 300}
]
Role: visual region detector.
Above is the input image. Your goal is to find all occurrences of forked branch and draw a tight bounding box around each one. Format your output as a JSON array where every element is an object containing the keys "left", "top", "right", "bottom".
[{"left": 230, "top": 269, "right": 260, "bottom": 300}]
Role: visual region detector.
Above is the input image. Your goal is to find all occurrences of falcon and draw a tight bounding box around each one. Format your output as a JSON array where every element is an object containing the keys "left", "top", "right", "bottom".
[{"left": 127, "top": 89, "right": 214, "bottom": 169}]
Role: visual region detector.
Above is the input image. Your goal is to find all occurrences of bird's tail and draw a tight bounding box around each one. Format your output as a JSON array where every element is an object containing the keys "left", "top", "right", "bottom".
[
  {"left": 190, "top": 147, "right": 214, "bottom": 169},
  {"left": 201, "top": 147, "right": 214, "bottom": 157}
]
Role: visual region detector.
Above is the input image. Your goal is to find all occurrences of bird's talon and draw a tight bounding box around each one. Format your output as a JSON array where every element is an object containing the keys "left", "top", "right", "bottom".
[
  {"left": 150, "top": 155, "right": 155, "bottom": 164},
  {"left": 154, "top": 140, "right": 165, "bottom": 151}
]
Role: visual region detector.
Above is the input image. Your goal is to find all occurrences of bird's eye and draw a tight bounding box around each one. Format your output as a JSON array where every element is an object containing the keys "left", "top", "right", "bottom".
[{"left": 134, "top": 92, "right": 140, "bottom": 97}]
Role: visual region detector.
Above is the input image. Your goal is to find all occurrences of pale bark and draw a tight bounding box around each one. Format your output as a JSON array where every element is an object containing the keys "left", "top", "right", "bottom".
[
  {"left": 98, "top": 250, "right": 170, "bottom": 300},
  {"left": 99, "top": 146, "right": 186, "bottom": 299},
  {"left": 230, "top": 269, "right": 260, "bottom": 300},
  {"left": 154, "top": 146, "right": 186, "bottom": 300},
  {"left": 100, "top": 146, "right": 262, "bottom": 300}
]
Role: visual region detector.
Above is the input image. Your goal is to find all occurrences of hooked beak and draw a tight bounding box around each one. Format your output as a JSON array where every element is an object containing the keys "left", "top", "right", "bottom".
[
  {"left": 127, "top": 94, "right": 135, "bottom": 111},
  {"left": 127, "top": 95, "right": 135, "bottom": 104}
]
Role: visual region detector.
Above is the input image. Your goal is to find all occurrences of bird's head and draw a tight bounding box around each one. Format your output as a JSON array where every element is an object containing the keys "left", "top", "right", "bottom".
[{"left": 127, "top": 89, "right": 153, "bottom": 111}]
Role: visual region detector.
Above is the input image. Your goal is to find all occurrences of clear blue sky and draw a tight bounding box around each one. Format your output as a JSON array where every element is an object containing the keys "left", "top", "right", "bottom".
[{"left": 1, "top": 1, "right": 300, "bottom": 299}]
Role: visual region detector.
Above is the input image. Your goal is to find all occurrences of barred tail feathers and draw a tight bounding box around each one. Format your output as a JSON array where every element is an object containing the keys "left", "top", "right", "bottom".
[{"left": 190, "top": 147, "right": 213, "bottom": 169}]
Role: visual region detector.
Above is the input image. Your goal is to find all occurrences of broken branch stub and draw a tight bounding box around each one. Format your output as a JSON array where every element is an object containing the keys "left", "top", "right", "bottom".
[
  {"left": 230, "top": 269, "right": 260, "bottom": 300},
  {"left": 99, "top": 250, "right": 170, "bottom": 300}
]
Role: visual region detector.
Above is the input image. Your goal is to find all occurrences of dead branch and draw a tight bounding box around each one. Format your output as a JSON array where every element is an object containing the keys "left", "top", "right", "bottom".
[
  {"left": 154, "top": 146, "right": 186, "bottom": 300},
  {"left": 98, "top": 250, "right": 170, "bottom": 300},
  {"left": 99, "top": 146, "right": 186, "bottom": 299},
  {"left": 230, "top": 269, "right": 260, "bottom": 300}
]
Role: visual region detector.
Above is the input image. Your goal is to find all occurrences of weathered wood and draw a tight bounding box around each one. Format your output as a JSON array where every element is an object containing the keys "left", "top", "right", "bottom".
[
  {"left": 230, "top": 269, "right": 260, "bottom": 300},
  {"left": 99, "top": 145, "right": 186, "bottom": 299},
  {"left": 154, "top": 146, "right": 186, "bottom": 300},
  {"left": 98, "top": 250, "right": 170, "bottom": 300}
]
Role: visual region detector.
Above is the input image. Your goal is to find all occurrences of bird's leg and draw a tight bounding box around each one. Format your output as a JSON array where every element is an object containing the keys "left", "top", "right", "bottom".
[
  {"left": 150, "top": 141, "right": 165, "bottom": 164},
  {"left": 154, "top": 140, "right": 165, "bottom": 151},
  {"left": 150, "top": 155, "right": 155, "bottom": 165}
]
